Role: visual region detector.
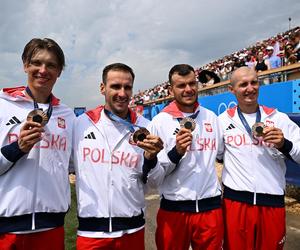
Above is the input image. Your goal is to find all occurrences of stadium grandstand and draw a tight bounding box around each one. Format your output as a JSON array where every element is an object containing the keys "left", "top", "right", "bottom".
[{"left": 130, "top": 26, "right": 300, "bottom": 106}]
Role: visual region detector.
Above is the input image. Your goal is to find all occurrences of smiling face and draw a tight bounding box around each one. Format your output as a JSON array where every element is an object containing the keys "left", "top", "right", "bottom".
[
  {"left": 229, "top": 67, "right": 259, "bottom": 113},
  {"left": 169, "top": 71, "right": 198, "bottom": 113},
  {"left": 24, "top": 49, "right": 61, "bottom": 100},
  {"left": 100, "top": 70, "right": 133, "bottom": 119}
]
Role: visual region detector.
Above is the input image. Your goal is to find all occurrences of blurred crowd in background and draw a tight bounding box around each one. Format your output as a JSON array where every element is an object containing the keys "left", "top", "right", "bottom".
[{"left": 131, "top": 27, "right": 300, "bottom": 105}]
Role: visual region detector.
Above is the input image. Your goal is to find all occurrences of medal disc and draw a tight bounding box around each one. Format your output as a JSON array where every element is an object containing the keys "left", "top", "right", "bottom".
[
  {"left": 132, "top": 127, "right": 150, "bottom": 143},
  {"left": 27, "top": 109, "right": 49, "bottom": 126},
  {"left": 179, "top": 117, "right": 196, "bottom": 131},
  {"left": 252, "top": 122, "right": 265, "bottom": 137}
]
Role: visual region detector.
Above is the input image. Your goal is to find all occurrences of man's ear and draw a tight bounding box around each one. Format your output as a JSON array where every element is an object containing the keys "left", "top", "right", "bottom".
[
  {"left": 100, "top": 82, "right": 105, "bottom": 95},
  {"left": 228, "top": 84, "right": 234, "bottom": 94},
  {"left": 23, "top": 63, "right": 28, "bottom": 73},
  {"left": 168, "top": 85, "right": 174, "bottom": 97}
]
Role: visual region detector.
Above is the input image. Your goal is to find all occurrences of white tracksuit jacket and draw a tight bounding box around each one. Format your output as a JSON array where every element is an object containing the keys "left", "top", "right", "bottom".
[
  {"left": 73, "top": 106, "right": 157, "bottom": 234},
  {"left": 0, "top": 86, "right": 74, "bottom": 233},
  {"left": 218, "top": 105, "right": 300, "bottom": 199},
  {"left": 147, "top": 101, "right": 222, "bottom": 211}
]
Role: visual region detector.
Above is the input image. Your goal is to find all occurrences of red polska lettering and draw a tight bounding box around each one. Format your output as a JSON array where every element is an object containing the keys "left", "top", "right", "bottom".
[
  {"left": 82, "top": 147, "right": 140, "bottom": 169},
  {"left": 7, "top": 133, "right": 67, "bottom": 151},
  {"left": 225, "top": 134, "right": 273, "bottom": 147},
  {"left": 187, "top": 138, "right": 216, "bottom": 151}
]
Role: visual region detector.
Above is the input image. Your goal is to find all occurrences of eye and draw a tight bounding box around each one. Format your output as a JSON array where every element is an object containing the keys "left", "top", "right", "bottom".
[
  {"left": 46, "top": 63, "right": 58, "bottom": 69},
  {"left": 30, "top": 60, "right": 41, "bottom": 66},
  {"left": 125, "top": 85, "right": 132, "bottom": 91},
  {"left": 240, "top": 82, "right": 248, "bottom": 87},
  {"left": 189, "top": 81, "right": 197, "bottom": 87},
  {"left": 177, "top": 83, "right": 186, "bottom": 89}
]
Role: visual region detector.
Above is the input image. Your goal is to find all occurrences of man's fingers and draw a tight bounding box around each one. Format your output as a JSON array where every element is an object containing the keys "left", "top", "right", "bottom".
[{"left": 22, "top": 121, "right": 42, "bottom": 130}]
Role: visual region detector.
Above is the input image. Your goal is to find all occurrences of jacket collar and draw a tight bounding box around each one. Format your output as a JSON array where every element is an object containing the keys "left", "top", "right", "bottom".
[
  {"left": 2, "top": 86, "right": 60, "bottom": 106},
  {"left": 86, "top": 105, "right": 138, "bottom": 125},
  {"left": 227, "top": 105, "right": 275, "bottom": 118},
  {"left": 161, "top": 100, "right": 199, "bottom": 118}
]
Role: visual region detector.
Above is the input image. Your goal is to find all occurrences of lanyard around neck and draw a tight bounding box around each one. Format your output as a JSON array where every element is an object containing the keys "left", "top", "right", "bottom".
[
  {"left": 103, "top": 109, "right": 143, "bottom": 133},
  {"left": 177, "top": 110, "right": 200, "bottom": 123},
  {"left": 237, "top": 106, "right": 261, "bottom": 137}
]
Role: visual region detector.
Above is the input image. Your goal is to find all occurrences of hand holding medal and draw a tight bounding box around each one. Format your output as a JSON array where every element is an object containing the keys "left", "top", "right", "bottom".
[
  {"left": 174, "top": 116, "right": 197, "bottom": 155},
  {"left": 261, "top": 126, "right": 285, "bottom": 149},
  {"left": 136, "top": 132, "right": 164, "bottom": 160},
  {"left": 18, "top": 86, "right": 52, "bottom": 153}
]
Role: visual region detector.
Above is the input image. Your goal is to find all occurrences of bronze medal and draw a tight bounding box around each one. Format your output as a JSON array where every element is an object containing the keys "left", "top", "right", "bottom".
[
  {"left": 252, "top": 122, "right": 265, "bottom": 137},
  {"left": 27, "top": 109, "right": 49, "bottom": 126},
  {"left": 180, "top": 117, "right": 196, "bottom": 131},
  {"left": 132, "top": 127, "right": 150, "bottom": 143}
]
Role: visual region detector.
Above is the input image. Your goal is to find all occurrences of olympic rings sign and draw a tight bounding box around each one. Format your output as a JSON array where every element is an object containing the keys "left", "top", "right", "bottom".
[{"left": 217, "top": 101, "right": 237, "bottom": 115}]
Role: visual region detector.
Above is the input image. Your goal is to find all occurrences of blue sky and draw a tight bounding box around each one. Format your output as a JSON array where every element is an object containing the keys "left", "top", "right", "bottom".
[{"left": 0, "top": 0, "right": 299, "bottom": 109}]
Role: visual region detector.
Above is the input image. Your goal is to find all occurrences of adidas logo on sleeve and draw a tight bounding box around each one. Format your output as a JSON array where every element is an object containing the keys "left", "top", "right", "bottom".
[{"left": 6, "top": 116, "right": 21, "bottom": 126}]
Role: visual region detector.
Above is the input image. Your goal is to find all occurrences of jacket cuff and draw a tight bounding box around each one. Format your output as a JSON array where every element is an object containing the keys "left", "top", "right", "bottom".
[
  {"left": 278, "top": 138, "right": 293, "bottom": 160},
  {"left": 167, "top": 146, "right": 183, "bottom": 164},
  {"left": 142, "top": 156, "right": 158, "bottom": 184},
  {"left": 1, "top": 141, "right": 26, "bottom": 163}
]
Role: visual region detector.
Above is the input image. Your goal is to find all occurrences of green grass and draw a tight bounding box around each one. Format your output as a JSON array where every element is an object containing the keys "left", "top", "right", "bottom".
[{"left": 65, "top": 184, "right": 77, "bottom": 250}]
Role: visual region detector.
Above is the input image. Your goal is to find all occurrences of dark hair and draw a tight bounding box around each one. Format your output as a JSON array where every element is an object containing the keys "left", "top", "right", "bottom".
[
  {"left": 168, "top": 64, "right": 195, "bottom": 84},
  {"left": 22, "top": 38, "right": 65, "bottom": 71},
  {"left": 102, "top": 63, "right": 135, "bottom": 84}
]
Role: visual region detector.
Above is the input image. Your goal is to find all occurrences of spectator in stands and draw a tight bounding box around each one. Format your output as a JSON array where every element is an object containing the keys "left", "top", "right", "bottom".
[
  {"left": 291, "top": 30, "right": 300, "bottom": 62},
  {"left": 254, "top": 51, "right": 270, "bottom": 72},
  {"left": 148, "top": 64, "right": 223, "bottom": 250},
  {"left": 284, "top": 43, "right": 298, "bottom": 65},
  {"left": 218, "top": 67, "right": 300, "bottom": 250},
  {"left": 220, "top": 61, "right": 232, "bottom": 81},
  {"left": 265, "top": 46, "right": 281, "bottom": 69},
  {"left": 245, "top": 52, "right": 256, "bottom": 68}
]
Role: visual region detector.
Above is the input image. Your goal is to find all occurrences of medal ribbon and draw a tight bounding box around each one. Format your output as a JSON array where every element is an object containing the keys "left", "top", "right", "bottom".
[
  {"left": 237, "top": 106, "right": 261, "bottom": 137},
  {"left": 25, "top": 86, "right": 53, "bottom": 120},
  {"left": 176, "top": 110, "right": 200, "bottom": 123},
  {"left": 103, "top": 109, "right": 144, "bottom": 133}
]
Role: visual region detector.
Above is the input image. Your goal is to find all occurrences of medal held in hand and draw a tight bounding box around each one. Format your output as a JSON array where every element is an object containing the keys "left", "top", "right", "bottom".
[
  {"left": 252, "top": 122, "right": 265, "bottom": 137},
  {"left": 132, "top": 127, "right": 150, "bottom": 143},
  {"left": 180, "top": 117, "right": 196, "bottom": 131},
  {"left": 27, "top": 109, "right": 49, "bottom": 126}
]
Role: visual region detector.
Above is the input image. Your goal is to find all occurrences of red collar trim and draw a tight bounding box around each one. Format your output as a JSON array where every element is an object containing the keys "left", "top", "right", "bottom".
[
  {"left": 3, "top": 86, "right": 60, "bottom": 106},
  {"left": 227, "top": 106, "right": 238, "bottom": 118},
  {"left": 227, "top": 105, "right": 275, "bottom": 118},
  {"left": 161, "top": 101, "right": 199, "bottom": 118},
  {"left": 86, "top": 105, "right": 138, "bottom": 124},
  {"left": 261, "top": 105, "right": 275, "bottom": 115}
]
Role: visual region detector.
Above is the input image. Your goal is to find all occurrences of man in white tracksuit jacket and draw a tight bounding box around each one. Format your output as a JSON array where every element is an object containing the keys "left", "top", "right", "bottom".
[
  {"left": 73, "top": 63, "right": 163, "bottom": 250},
  {"left": 218, "top": 67, "right": 300, "bottom": 250},
  {"left": 147, "top": 64, "right": 224, "bottom": 250},
  {"left": 0, "top": 38, "right": 74, "bottom": 250}
]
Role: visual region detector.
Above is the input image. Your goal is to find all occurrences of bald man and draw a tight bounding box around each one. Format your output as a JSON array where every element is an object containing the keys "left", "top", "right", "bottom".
[{"left": 217, "top": 67, "right": 300, "bottom": 250}]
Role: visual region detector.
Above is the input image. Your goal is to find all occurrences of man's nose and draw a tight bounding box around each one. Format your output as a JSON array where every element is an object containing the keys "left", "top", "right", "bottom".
[
  {"left": 185, "top": 84, "right": 193, "bottom": 92},
  {"left": 118, "top": 88, "right": 127, "bottom": 97},
  {"left": 38, "top": 64, "right": 47, "bottom": 73}
]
